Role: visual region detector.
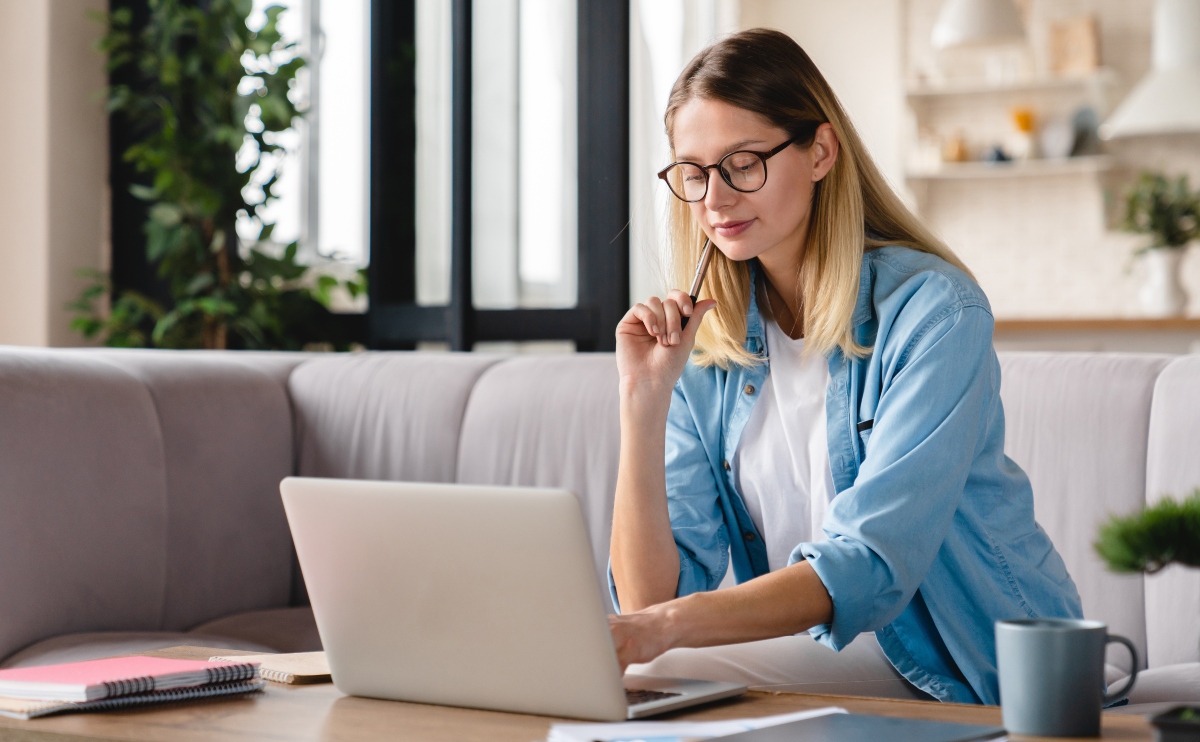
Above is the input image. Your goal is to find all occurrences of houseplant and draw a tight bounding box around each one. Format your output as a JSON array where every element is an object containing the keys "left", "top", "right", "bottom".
[
  {"left": 1095, "top": 490, "right": 1200, "bottom": 574},
  {"left": 1120, "top": 172, "right": 1200, "bottom": 318},
  {"left": 72, "top": 0, "right": 364, "bottom": 350},
  {"left": 1095, "top": 490, "right": 1200, "bottom": 737}
]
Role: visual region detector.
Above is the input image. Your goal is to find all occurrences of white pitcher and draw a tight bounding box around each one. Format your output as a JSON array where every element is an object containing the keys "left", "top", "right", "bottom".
[{"left": 1139, "top": 247, "right": 1189, "bottom": 317}]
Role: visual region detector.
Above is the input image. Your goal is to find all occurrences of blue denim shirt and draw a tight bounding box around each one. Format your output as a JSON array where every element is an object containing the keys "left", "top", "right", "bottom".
[{"left": 609, "top": 246, "right": 1082, "bottom": 704}]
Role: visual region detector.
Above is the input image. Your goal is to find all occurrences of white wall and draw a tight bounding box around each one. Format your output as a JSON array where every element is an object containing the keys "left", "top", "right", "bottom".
[
  {"left": 0, "top": 0, "right": 107, "bottom": 347},
  {"left": 740, "top": 0, "right": 906, "bottom": 191},
  {"left": 746, "top": 0, "right": 1200, "bottom": 319}
]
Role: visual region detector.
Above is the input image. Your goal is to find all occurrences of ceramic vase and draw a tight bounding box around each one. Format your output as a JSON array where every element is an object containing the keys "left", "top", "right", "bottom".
[{"left": 1139, "top": 248, "right": 1188, "bottom": 317}]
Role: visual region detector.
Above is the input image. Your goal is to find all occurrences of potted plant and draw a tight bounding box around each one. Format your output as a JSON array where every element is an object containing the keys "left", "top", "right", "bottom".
[
  {"left": 1120, "top": 172, "right": 1200, "bottom": 318},
  {"left": 72, "top": 0, "right": 364, "bottom": 350},
  {"left": 1095, "top": 490, "right": 1200, "bottom": 740}
]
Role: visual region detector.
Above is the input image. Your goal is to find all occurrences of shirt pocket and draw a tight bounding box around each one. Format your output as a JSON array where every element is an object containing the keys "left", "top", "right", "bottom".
[{"left": 856, "top": 418, "right": 874, "bottom": 456}]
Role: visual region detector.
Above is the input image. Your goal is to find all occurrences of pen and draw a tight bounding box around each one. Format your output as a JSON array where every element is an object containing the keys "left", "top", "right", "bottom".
[{"left": 680, "top": 238, "right": 714, "bottom": 329}]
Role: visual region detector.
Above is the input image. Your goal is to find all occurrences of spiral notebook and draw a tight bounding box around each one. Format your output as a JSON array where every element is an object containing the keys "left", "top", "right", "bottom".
[
  {"left": 0, "top": 656, "right": 259, "bottom": 702},
  {"left": 209, "top": 652, "right": 330, "bottom": 684},
  {"left": 0, "top": 679, "right": 266, "bottom": 720}
]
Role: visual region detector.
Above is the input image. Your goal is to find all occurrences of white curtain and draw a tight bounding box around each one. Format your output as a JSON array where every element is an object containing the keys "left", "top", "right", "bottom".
[{"left": 629, "top": 0, "right": 740, "bottom": 305}]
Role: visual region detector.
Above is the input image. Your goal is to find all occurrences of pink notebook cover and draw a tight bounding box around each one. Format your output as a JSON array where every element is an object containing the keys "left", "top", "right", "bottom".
[{"left": 0, "top": 657, "right": 255, "bottom": 702}]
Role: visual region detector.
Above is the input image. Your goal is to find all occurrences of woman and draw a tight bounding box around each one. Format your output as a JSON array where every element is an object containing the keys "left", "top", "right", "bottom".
[{"left": 607, "top": 29, "right": 1081, "bottom": 705}]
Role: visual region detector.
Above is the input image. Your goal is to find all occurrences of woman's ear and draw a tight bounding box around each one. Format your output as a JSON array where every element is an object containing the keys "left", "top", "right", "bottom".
[{"left": 809, "top": 123, "right": 839, "bottom": 182}]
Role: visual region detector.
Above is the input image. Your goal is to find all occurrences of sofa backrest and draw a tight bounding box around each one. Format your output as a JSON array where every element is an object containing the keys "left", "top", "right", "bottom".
[
  {"left": 1142, "top": 355, "right": 1200, "bottom": 668},
  {"left": 456, "top": 355, "right": 622, "bottom": 609},
  {"left": 997, "top": 352, "right": 1172, "bottom": 668},
  {"left": 90, "top": 351, "right": 300, "bottom": 631},
  {"left": 289, "top": 353, "right": 500, "bottom": 482},
  {"left": 0, "top": 348, "right": 303, "bottom": 660}
]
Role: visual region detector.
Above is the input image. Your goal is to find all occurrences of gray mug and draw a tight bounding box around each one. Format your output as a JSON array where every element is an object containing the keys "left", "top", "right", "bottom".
[{"left": 996, "top": 618, "right": 1138, "bottom": 737}]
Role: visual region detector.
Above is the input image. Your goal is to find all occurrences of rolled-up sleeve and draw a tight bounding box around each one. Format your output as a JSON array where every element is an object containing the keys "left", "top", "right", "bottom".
[
  {"left": 799, "top": 303, "right": 996, "bottom": 649},
  {"left": 608, "top": 380, "right": 730, "bottom": 613}
]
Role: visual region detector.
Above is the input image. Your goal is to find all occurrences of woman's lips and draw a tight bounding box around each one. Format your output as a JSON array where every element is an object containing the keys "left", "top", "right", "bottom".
[{"left": 712, "top": 218, "right": 755, "bottom": 237}]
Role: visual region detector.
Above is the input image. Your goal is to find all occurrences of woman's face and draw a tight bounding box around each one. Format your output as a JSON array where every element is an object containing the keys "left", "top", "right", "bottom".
[{"left": 670, "top": 98, "right": 837, "bottom": 267}]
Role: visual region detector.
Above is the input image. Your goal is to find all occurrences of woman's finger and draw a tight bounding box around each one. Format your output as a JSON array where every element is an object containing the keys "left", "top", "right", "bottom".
[
  {"left": 645, "top": 297, "right": 668, "bottom": 343},
  {"left": 681, "top": 299, "right": 718, "bottom": 341},
  {"left": 662, "top": 299, "right": 683, "bottom": 345},
  {"left": 665, "top": 289, "right": 694, "bottom": 318},
  {"left": 625, "top": 303, "right": 660, "bottom": 337}
]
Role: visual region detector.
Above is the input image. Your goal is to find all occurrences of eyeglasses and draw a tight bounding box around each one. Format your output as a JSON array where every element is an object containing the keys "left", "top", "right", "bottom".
[{"left": 657, "top": 135, "right": 801, "bottom": 203}]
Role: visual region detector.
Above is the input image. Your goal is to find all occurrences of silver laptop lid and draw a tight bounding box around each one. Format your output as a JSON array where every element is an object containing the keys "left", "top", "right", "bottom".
[{"left": 281, "top": 477, "right": 629, "bottom": 721}]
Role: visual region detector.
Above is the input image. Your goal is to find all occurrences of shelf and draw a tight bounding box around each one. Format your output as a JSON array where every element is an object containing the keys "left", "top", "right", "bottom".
[
  {"left": 906, "top": 155, "right": 1114, "bottom": 181},
  {"left": 906, "top": 69, "right": 1118, "bottom": 100},
  {"left": 994, "top": 318, "right": 1200, "bottom": 333}
]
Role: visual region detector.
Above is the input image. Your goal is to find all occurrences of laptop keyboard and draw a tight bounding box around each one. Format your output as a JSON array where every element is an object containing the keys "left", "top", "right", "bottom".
[{"left": 625, "top": 688, "right": 682, "bottom": 706}]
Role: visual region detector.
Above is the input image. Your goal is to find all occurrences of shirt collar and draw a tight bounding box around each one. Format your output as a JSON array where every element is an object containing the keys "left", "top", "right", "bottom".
[
  {"left": 852, "top": 250, "right": 874, "bottom": 327},
  {"left": 743, "top": 252, "right": 874, "bottom": 348},
  {"left": 745, "top": 261, "right": 765, "bottom": 348}
]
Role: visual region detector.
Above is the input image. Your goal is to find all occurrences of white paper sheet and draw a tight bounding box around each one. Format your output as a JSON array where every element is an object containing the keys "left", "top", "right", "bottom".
[{"left": 545, "top": 706, "right": 847, "bottom": 742}]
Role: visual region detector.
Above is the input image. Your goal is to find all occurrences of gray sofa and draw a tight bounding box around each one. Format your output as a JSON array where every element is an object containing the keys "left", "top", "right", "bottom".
[{"left": 0, "top": 346, "right": 1196, "bottom": 712}]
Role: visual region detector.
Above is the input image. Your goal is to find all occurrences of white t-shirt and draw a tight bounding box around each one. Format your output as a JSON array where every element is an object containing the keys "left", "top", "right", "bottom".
[{"left": 732, "top": 318, "right": 836, "bottom": 573}]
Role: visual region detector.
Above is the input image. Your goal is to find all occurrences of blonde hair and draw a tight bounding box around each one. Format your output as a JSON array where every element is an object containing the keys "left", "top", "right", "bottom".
[{"left": 665, "top": 29, "right": 971, "bottom": 368}]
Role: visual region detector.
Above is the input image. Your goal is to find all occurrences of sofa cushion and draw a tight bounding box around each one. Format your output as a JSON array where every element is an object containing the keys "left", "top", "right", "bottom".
[
  {"left": 290, "top": 353, "right": 501, "bottom": 482},
  {"left": 1, "top": 606, "right": 320, "bottom": 668},
  {"left": 90, "top": 352, "right": 297, "bottom": 631},
  {"left": 456, "top": 355, "right": 621, "bottom": 606},
  {"left": 1143, "top": 355, "right": 1200, "bottom": 668},
  {"left": 0, "top": 633, "right": 273, "bottom": 669},
  {"left": 1109, "top": 662, "right": 1200, "bottom": 708},
  {"left": 998, "top": 352, "right": 1172, "bottom": 667},
  {"left": 190, "top": 607, "right": 321, "bottom": 653},
  {"left": 0, "top": 349, "right": 170, "bottom": 662}
]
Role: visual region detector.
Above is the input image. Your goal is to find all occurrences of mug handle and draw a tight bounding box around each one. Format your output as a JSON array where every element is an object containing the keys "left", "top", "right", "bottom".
[{"left": 1103, "top": 634, "right": 1139, "bottom": 704}]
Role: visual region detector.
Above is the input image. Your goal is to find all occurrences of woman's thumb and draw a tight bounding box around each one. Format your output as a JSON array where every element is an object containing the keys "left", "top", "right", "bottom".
[{"left": 683, "top": 299, "right": 717, "bottom": 339}]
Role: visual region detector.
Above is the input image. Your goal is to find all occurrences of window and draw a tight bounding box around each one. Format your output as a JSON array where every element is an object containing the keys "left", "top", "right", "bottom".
[{"left": 238, "top": 0, "right": 633, "bottom": 349}]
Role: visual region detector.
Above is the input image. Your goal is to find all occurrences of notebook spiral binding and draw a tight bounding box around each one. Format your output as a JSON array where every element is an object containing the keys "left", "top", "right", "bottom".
[
  {"left": 15, "top": 679, "right": 269, "bottom": 720},
  {"left": 205, "top": 664, "right": 258, "bottom": 685},
  {"left": 101, "top": 676, "right": 154, "bottom": 698},
  {"left": 99, "top": 663, "right": 256, "bottom": 699}
]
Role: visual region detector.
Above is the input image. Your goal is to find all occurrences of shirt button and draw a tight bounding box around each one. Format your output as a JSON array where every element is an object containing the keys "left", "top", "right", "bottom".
[
  {"left": 722, "top": 460, "right": 731, "bottom": 471},
  {"left": 744, "top": 532, "right": 757, "bottom": 542},
  {"left": 743, "top": 384, "right": 756, "bottom": 395}
]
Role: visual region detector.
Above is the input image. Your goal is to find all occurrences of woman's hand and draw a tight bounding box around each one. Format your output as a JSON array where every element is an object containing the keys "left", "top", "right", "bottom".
[
  {"left": 608, "top": 606, "right": 678, "bottom": 673},
  {"left": 616, "top": 290, "right": 716, "bottom": 401},
  {"left": 610, "top": 291, "right": 715, "bottom": 614}
]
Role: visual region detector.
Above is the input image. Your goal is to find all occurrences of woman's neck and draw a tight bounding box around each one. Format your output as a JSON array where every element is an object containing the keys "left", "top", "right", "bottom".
[{"left": 756, "top": 233, "right": 808, "bottom": 340}]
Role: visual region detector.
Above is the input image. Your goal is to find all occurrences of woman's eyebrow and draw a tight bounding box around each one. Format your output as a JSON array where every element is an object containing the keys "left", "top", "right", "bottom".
[{"left": 675, "top": 139, "right": 767, "bottom": 162}]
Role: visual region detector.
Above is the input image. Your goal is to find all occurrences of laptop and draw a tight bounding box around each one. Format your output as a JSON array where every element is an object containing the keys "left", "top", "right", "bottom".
[{"left": 280, "top": 477, "right": 746, "bottom": 721}]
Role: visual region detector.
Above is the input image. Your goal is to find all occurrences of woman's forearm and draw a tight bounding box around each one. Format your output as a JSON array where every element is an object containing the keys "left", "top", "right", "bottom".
[
  {"left": 609, "top": 387, "right": 681, "bottom": 612},
  {"left": 661, "top": 561, "right": 832, "bottom": 649}
]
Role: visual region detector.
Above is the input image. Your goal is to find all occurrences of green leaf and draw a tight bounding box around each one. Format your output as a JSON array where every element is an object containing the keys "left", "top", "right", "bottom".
[
  {"left": 1094, "top": 491, "right": 1200, "bottom": 573},
  {"left": 129, "top": 184, "right": 158, "bottom": 201},
  {"left": 185, "top": 272, "right": 215, "bottom": 295},
  {"left": 149, "top": 202, "right": 183, "bottom": 226}
]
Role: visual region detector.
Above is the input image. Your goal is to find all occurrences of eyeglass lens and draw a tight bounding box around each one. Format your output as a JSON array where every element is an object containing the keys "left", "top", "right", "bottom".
[{"left": 666, "top": 151, "right": 767, "bottom": 202}]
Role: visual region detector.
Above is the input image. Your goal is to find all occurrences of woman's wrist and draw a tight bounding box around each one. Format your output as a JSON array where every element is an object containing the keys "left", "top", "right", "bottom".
[
  {"left": 650, "top": 593, "right": 699, "bottom": 652},
  {"left": 619, "top": 380, "right": 673, "bottom": 420}
]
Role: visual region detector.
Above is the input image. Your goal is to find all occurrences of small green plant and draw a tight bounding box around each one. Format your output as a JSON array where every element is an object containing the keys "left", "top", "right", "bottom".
[
  {"left": 73, "top": 0, "right": 364, "bottom": 350},
  {"left": 1094, "top": 490, "right": 1200, "bottom": 574},
  {"left": 1120, "top": 172, "right": 1200, "bottom": 255}
]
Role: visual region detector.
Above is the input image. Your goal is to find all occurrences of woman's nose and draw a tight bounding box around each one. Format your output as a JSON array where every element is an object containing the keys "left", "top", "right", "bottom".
[{"left": 703, "top": 169, "right": 738, "bottom": 211}]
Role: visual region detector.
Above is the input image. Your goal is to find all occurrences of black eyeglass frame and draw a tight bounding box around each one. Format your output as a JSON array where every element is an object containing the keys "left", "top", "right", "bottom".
[{"left": 657, "top": 135, "right": 801, "bottom": 203}]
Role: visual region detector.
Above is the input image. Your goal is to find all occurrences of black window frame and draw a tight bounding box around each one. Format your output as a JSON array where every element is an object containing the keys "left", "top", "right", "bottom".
[{"left": 367, "top": 0, "right": 631, "bottom": 352}]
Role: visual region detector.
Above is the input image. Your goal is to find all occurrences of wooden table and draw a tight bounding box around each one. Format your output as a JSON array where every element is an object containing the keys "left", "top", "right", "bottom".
[{"left": 0, "top": 647, "right": 1154, "bottom": 742}]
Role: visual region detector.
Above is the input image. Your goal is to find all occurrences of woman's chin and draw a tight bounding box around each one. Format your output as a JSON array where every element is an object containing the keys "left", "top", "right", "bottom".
[{"left": 715, "top": 239, "right": 766, "bottom": 263}]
